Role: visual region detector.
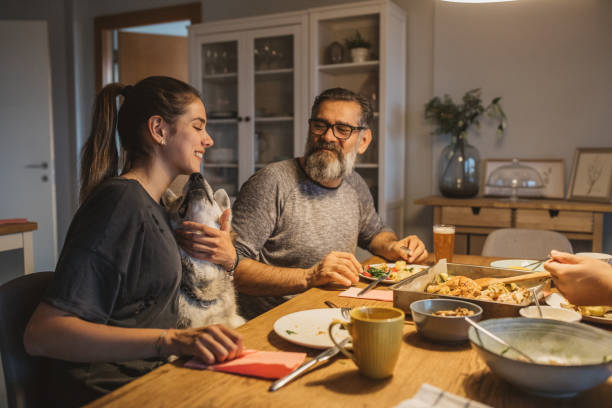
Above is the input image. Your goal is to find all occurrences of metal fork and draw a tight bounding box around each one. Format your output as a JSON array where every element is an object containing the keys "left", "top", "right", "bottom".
[{"left": 324, "top": 300, "right": 351, "bottom": 319}]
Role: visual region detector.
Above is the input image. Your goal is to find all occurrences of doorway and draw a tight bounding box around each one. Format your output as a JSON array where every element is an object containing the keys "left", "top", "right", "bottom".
[{"left": 94, "top": 2, "right": 201, "bottom": 90}]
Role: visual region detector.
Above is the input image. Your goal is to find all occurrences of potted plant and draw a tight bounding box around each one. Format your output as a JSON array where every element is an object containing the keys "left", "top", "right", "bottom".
[
  {"left": 344, "top": 30, "right": 371, "bottom": 63},
  {"left": 425, "top": 88, "right": 506, "bottom": 198}
]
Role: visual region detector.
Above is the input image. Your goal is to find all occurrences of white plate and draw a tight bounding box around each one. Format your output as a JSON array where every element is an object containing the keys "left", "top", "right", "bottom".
[
  {"left": 273, "top": 309, "right": 351, "bottom": 349},
  {"left": 490, "top": 259, "right": 545, "bottom": 272},
  {"left": 360, "top": 263, "right": 427, "bottom": 284},
  {"left": 545, "top": 292, "right": 612, "bottom": 325}
]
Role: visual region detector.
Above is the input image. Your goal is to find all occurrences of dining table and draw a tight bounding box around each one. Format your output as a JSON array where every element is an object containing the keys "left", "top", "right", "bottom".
[{"left": 86, "top": 254, "right": 611, "bottom": 408}]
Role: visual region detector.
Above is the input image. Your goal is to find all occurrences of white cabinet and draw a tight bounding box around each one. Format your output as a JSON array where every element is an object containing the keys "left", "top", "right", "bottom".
[
  {"left": 189, "top": 13, "right": 308, "bottom": 198},
  {"left": 189, "top": 1, "right": 406, "bottom": 234}
]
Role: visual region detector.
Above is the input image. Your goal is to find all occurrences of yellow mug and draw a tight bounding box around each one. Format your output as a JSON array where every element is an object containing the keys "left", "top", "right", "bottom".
[{"left": 328, "top": 306, "right": 405, "bottom": 379}]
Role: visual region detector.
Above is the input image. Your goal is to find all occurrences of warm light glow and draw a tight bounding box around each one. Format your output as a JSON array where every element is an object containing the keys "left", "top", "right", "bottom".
[{"left": 442, "top": 0, "right": 516, "bottom": 3}]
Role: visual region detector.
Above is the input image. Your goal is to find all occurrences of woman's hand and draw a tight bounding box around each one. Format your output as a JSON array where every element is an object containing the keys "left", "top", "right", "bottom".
[
  {"left": 175, "top": 209, "right": 237, "bottom": 271},
  {"left": 544, "top": 250, "right": 612, "bottom": 306},
  {"left": 162, "top": 324, "right": 244, "bottom": 364}
]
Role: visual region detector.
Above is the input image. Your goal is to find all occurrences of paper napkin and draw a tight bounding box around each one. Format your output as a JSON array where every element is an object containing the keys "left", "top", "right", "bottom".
[
  {"left": 339, "top": 287, "right": 393, "bottom": 302},
  {"left": 395, "top": 383, "right": 492, "bottom": 408},
  {"left": 184, "top": 349, "right": 306, "bottom": 379}
]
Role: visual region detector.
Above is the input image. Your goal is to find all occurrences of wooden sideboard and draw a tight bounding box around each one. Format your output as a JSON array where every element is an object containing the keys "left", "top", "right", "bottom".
[{"left": 414, "top": 196, "right": 612, "bottom": 255}]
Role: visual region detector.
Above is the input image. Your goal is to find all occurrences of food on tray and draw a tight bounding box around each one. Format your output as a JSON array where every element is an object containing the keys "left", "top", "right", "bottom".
[
  {"left": 434, "top": 307, "right": 475, "bottom": 317},
  {"left": 363, "top": 261, "right": 423, "bottom": 282},
  {"left": 560, "top": 303, "right": 612, "bottom": 318},
  {"left": 426, "top": 273, "right": 530, "bottom": 305}
]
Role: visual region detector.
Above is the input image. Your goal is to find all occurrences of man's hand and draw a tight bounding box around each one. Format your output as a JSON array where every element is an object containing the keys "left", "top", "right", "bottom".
[
  {"left": 175, "top": 209, "right": 237, "bottom": 271},
  {"left": 164, "top": 324, "right": 244, "bottom": 364},
  {"left": 307, "top": 251, "right": 361, "bottom": 287},
  {"left": 544, "top": 250, "right": 612, "bottom": 306},
  {"left": 387, "top": 235, "right": 428, "bottom": 264}
]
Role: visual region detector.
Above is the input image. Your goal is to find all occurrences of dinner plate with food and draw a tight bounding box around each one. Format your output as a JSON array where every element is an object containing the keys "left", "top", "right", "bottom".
[
  {"left": 361, "top": 261, "right": 427, "bottom": 284},
  {"left": 273, "top": 309, "right": 351, "bottom": 349},
  {"left": 545, "top": 292, "right": 612, "bottom": 325}
]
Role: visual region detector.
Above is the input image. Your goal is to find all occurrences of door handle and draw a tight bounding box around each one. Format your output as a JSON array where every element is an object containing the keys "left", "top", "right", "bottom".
[{"left": 26, "top": 162, "right": 48, "bottom": 169}]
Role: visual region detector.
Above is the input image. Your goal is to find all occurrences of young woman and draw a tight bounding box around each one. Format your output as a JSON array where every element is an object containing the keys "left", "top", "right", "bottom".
[{"left": 24, "top": 76, "right": 243, "bottom": 406}]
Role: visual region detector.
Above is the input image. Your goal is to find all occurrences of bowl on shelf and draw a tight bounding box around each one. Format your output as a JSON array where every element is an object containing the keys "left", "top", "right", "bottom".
[
  {"left": 410, "top": 298, "right": 483, "bottom": 343},
  {"left": 468, "top": 317, "right": 612, "bottom": 398}
]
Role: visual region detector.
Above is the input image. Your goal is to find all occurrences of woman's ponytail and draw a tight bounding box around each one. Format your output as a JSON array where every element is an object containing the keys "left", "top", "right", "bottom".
[{"left": 79, "top": 83, "right": 125, "bottom": 204}]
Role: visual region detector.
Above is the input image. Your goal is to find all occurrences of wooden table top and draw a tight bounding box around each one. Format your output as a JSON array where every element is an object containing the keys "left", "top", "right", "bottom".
[
  {"left": 0, "top": 221, "right": 37, "bottom": 236},
  {"left": 86, "top": 254, "right": 612, "bottom": 408}
]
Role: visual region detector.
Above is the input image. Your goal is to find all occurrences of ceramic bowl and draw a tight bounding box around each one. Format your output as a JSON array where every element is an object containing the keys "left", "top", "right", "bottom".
[
  {"left": 519, "top": 305, "right": 581, "bottom": 323},
  {"left": 468, "top": 318, "right": 612, "bottom": 397},
  {"left": 410, "top": 299, "right": 482, "bottom": 343}
]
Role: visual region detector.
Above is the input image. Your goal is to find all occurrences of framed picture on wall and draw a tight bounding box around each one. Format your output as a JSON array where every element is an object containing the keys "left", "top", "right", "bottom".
[
  {"left": 567, "top": 148, "right": 612, "bottom": 202},
  {"left": 482, "top": 158, "right": 565, "bottom": 199}
]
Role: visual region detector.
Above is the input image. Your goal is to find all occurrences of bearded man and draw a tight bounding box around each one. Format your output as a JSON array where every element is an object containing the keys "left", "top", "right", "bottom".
[{"left": 230, "top": 88, "right": 428, "bottom": 318}]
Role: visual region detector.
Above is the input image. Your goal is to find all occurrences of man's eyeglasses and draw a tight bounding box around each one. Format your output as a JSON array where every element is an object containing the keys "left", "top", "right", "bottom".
[{"left": 308, "top": 119, "right": 366, "bottom": 140}]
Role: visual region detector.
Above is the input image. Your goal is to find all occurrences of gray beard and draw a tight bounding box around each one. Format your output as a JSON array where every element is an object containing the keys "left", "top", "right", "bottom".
[{"left": 303, "top": 140, "right": 358, "bottom": 184}]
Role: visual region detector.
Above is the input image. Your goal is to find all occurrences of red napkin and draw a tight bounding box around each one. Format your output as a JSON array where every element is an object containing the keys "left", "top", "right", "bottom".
[
  {"left": 0, "top": 218, "right": 28, "bottom": 224},
  {"left": 184, "top": 349, "right": 306, "bottom": 379},
  {"left": 339, "top": 287, "right": 393, "bottom": 302}
]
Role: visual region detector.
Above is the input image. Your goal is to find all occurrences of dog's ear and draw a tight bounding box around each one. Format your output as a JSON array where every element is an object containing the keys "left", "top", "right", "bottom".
[
  {"left": 161, "top": 189, "right": 179, "bottom": 210},
  {"left": 213, "top": 188, "right": 231, "bottom": 212}
]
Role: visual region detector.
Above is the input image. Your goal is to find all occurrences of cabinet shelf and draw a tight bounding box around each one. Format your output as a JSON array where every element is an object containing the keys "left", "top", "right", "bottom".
[
  {"left": 255, "top": 116, "right": 294, "bottom": 123},
  {"left": 203, "top": 163, "right": 238, "bottom": 168},
  {"left": 255, "top": 68, "right": 293, "bottom": 76},
  {"left": 355, "top": 163, "right": 379, "bottom": 169},
  {"left": 208, "top": 118, "right": 237, "bottom": 124},
  {"left": 202, "top": 72, "right": 237, "bottom": 80},
  {"left": 317, "top": 60, "right": 379, "bottom": 74}
]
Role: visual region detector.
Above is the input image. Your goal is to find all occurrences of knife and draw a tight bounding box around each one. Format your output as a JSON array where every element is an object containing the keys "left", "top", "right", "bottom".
[
  {"left": 269, "top": 338, "right": 350, "bottom": 392},
  {"left": 389, "top": 267, "right": 431, "bottom": 290},
  {"left": 357, "top": 270, "right": 391, "bottom": 296}
]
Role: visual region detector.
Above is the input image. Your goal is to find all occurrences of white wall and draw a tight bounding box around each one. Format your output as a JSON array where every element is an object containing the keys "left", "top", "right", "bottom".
[
  {"left": 2, "top": 0, "right": 610, "bottom": 255},
  {"left": 432, "top": 0, "right": 612, "bottom": 252}
]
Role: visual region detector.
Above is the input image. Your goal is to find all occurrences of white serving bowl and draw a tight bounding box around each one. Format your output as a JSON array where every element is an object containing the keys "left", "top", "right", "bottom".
[
  {"left": 519, "top": 305, "right": 581, "bottom": 323},
  {"left": 468, "top": 318, "right": 612, "bottom": 398},
  {"left": 576, "top": 252, "right": 612, "bottom": 263}
]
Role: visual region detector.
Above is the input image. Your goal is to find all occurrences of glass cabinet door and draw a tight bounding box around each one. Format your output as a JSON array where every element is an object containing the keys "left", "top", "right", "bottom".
[
  {"left": 200, "top": 40, "right": 239, "bottom": 198},
  {"left": 253, "top": 34, "right": 295, "bottom": 170}
]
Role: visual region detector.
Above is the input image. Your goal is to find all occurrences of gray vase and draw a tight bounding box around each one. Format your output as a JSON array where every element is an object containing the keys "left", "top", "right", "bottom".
[{"left": 439, "top": 137, "right": 480, "bottom": 198}]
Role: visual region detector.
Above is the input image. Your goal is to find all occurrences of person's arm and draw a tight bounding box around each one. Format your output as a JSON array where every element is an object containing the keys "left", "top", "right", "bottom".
[
  {"left": 543, "top": 250, "right": 612, "bottom": 306},
  {"left": 234, "top": 251, "right": 361, "bottom": 296},
  {"left": 368, "top": 231, "right": 429, "bottom": 264},
  {"left": 24, "top": 302, "right": 243, "bottom": 364},
  {"left": 175, "top": 209, "right": 237, "bottom": 271}
]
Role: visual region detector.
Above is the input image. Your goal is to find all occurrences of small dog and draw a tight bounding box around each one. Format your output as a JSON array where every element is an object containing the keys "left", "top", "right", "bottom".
[{"left": 163, "top": 173, "right": 245, "bottom": 329}]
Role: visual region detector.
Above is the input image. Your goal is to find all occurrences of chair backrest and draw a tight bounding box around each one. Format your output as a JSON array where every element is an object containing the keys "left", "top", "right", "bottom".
[
  {"left": 0, "top": 272, "right": 53, "bottom": 408},
  {"left": 481, "top": 228, "right": 573, "bottom": 259}
]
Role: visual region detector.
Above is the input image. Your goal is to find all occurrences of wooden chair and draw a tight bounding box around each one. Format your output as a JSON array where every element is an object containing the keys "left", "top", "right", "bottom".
[
  {"left": 481, "top": 228, "right": 573, "bottom": 259},
  {"left": 0, "top": 272, "right": 53, "bottom": 408}
]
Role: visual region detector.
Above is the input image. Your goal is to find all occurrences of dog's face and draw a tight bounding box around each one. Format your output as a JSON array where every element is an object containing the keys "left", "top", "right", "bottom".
[{"left": 164, "top": 173, "right": 231, "bottom": 229}]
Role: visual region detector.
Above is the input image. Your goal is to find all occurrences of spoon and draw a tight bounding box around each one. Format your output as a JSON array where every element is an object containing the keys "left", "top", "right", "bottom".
[
  {"left": 464, "top": 318, "right": 535, "bottom": 363},
  {"left": 531, "top": 288, "right": 543, "bottom": 318}
]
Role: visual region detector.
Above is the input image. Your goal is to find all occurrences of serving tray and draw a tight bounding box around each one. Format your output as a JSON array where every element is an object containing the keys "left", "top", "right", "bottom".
[{"left": 392, "top": 263, "right": 550, "bottom": 319}]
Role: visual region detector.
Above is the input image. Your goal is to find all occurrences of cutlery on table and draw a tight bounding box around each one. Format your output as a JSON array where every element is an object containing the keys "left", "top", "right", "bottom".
[
  {"left": 324, "top": 300, "right": 351, "bottom": 319},
  {"left": 357, "top": 270, "right": 391, "bottom": 296},
  {"left": 269, "top": 337, "right": 350, "bottom": 392},
  {"left": 530, "top": 288, "right": 543, "bottom": 318},
  {"left": 464, "top": 318, "right": 535, "bottom": 363},
  {"left": 524, "top": 258, "right": 550, "bottom": 270}
]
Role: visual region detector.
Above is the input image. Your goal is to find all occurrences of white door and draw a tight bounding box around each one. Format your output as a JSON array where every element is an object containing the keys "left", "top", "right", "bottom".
[{"left": 0, "top": 21, "right": 58, "bottom": 272}]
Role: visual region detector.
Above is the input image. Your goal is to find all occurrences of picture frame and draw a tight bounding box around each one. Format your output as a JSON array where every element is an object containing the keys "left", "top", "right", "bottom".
[
  {"left": 567, "top": 147, "right": 612, "bottom": 202},
  {"left": 482, "top": 158, "right": 565, "bottom": 199}
]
